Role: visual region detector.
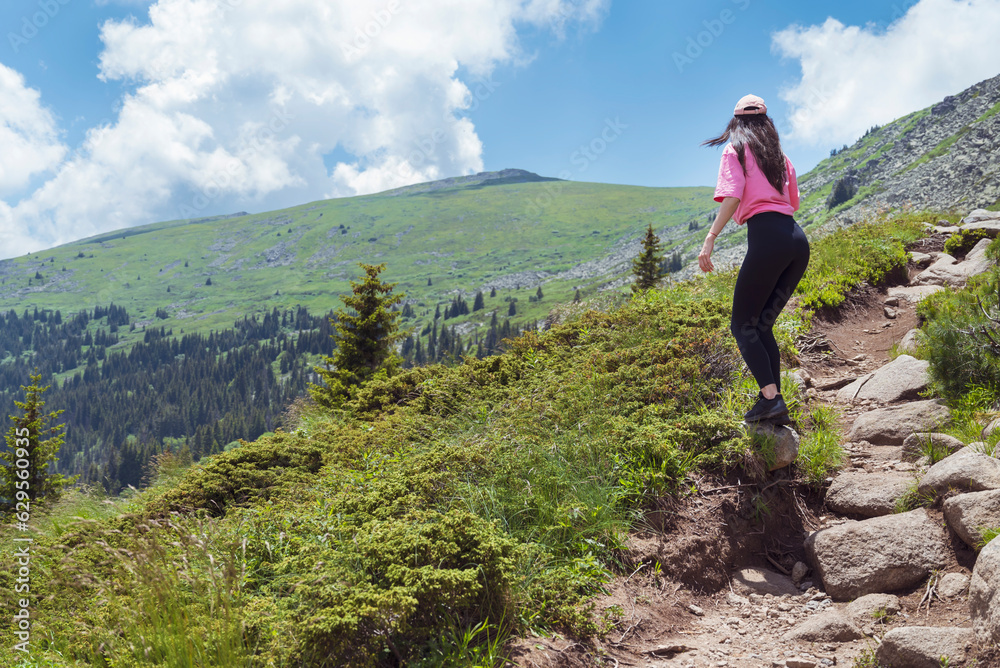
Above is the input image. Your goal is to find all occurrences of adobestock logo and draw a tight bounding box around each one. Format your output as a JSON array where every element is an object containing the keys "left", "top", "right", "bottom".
[
  {"left": 672, "top": 0, "right": 752, "bottom": 74},
  {"left": 8, "top": 0, "right": 72, "bottom": 54}
]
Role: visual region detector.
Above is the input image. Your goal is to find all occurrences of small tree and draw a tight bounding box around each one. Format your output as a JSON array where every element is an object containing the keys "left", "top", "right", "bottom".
[
  {"left": 309, "top": 263, "right": 405, "bottom": 408},
  {"left": 631, "top": 224, "right": 665, "bottom": 293},
  {"left": 0, "top": 372, "right": 76, "bottom": 509}
]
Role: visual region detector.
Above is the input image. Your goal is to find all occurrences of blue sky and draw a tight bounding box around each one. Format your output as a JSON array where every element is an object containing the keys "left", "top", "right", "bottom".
[{"left": 0, "top": 0, "right": 998, "bottom": 257}]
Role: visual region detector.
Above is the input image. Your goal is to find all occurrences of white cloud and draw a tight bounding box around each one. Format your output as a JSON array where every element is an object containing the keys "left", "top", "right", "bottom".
[
  {"left": 0, "top": 0, "right": 608, "bottom": 256},
  {"left": 773, "top": 0, "right": 1000, "bottom": 146},
  {"left": 0, "top": 64, "right": 65, "bottom": 196}
]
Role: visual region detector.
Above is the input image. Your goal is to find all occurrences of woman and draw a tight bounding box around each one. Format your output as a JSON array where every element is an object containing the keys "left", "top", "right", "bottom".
[{"left": 698, "top": 94, "right": 809, "bottom": 424}]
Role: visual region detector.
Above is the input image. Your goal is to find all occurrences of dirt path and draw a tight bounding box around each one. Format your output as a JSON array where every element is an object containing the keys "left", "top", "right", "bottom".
[{"left": 508, "top": 237, "right": 986, "bottom": 667}]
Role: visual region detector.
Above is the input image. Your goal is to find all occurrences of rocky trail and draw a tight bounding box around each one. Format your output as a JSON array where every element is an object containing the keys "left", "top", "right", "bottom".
[{"left": 509, "top": 210, "right": 1000, "bottom": 668}]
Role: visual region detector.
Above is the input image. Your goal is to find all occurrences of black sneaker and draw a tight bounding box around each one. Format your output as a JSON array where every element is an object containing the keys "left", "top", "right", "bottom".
[{"left": 744, "top": 392, "right": 790, "bottom": 424}]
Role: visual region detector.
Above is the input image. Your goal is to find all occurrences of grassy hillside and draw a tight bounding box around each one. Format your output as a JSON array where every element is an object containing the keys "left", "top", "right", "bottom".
[
  {"left": 0, "top": 173, "right": 717, "bottom": 340},
  {"left": 0, "top": 214, "right": 927, "bottom": 667}
]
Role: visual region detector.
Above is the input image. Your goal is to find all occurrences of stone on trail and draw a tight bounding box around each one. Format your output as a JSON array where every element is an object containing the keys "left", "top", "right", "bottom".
[
  {"left": 937, "top": 572, "right": 970, "bottom": 599},
  {"left": 900, "top": 432, "right": 965, "bottom": 462},
  {"left": 912, "top": 237, "right": 993, "bottom": 288},
  {"left": 886, "top": 285, "right": 945, "bottom": 304},
  {"left": 824, "top": 471, "right": 913, "bottom": 518},
  {"left": 874, "top": 626, "right": 974, "bottom": 668},
  {"left": 971, "top": 537, "right": 1000, "bottom": 644},
  {"left": 732, "top": 567, "right": 800, "bottom": 597},
  {"left": 848, "top": 400, "right": 951, "bottom": 445},
  {"left": 917, "top": 447, "right": 1000, "bottom": 498},
  {"left": 804, "top": 508, "right": 950, "bottom": 600},
  {"left": 963, "top": 209, "right": 1000, "bottom": 224},
  {"left": 897, "top": 327, "right": 920, "bottom": 353},
  {"left": 844, "top": 593, "right": 901, "bottom": 621},
  {"left": 943, "top": 489, "right": 1000, "bottom": 547},
  {"left": 835, "top": 355, "right": 929, "bottom": 404},
  {"left": 744, "top": 422, "right": 799, "bottom": 471},
  {"left": 781, "top": 610, "right": 862, "bottom": 643}
]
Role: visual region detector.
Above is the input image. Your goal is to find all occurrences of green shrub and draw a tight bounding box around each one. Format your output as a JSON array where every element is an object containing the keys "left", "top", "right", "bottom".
[{"left": 944, "top": 228, "right": 994, "bottom": 256}]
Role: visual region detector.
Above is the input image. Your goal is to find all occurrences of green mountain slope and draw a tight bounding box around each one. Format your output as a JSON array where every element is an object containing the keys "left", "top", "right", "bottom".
[{"left": 0, "top": 170, "right": 717, "bottom": 336}]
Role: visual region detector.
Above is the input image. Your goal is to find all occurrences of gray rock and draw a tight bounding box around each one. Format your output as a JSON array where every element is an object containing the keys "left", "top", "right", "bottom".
[
  {"left": 901, "top": 432, "right": 965, "bottom": 462},
  {"left": 804, "top": 508, "right": 951, "bottom": 600},
  {"left": 971, "top": 537, "right": 1000, "bottom": 643},
  {"left": 908, "top": 251, "right": 933, "bottom": 266},
  {"left": 897, "top": 328, "right": 920, "bottom": 353},
  {"left": 732, "top": 567, "right": 800, "bottom": 597},
  {"left": 912, "top": 238, "right": 993, "bottom": 288},
  {"left": 963, "top": 209, "right": 1000, "bottom": 224},
  {"left": 791, "top": 561, "right": 808, "bottom": 585},
  {"left": 835, "top": 355, "right": 929, "bottom": 404},
  {"left": 745, "top": 422, "right": 799, "bottom": 471},
  {"left": 848, "top": 400, "right": 951, "bottom": 445},
  {"left": 824, "top": 472, "right": 913, "bottom": 517},
  {"left": 943, "top": 489, "right": 1000, "bottom": 547},
  {"left": 982, "top": 417, "right": 1000, "bottom": 440},
  {"left": 886, "top": 285, "right": 945, "bottom": 304},
  {"left": 960, "top": 220, "right": 1000, "bottom": 237},
  {"left": 788, "top": 368, "right": 811, "bottom": 393},
  {"left": 875, "top": 626, "right": 974, "bottom": 668},
  {"left": 844, "top": 593, "right": 901, "bottom": 621},
  {"left": 937, "top": 572, "right": 970, "bottom": 599},
  {"left": 933, "top": 225, "right": 961, "bottom": 234},
  {"left": 781, "top": 610, "right": 862, "bottom": 643},
  {"left": 918, "top": 447, "right": 1000, "bottom": 497}
]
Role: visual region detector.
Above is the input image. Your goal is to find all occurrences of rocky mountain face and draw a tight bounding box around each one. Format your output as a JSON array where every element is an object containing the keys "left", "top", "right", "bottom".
[{"left": 798, "top": 73, "right": 1000, "bottom": 229}]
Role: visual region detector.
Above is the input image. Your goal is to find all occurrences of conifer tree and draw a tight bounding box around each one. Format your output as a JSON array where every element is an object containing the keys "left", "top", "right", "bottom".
[
  {"left": 631, "top": 224, "right": 665, "bottom": 293},
  {"left": 309, "top": 263, "right": 405, "bottom": 408},
  {"left": 473, "top": 291, "right": 485, "bottom": 311},
  {"left": 0, "top": 372, "right": 76, "bottom": 508}
]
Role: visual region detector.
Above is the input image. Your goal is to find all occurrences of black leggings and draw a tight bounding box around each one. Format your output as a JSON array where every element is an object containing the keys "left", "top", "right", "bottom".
[{"left": 731, "top": 211, "right": 810, "bottom": 390}]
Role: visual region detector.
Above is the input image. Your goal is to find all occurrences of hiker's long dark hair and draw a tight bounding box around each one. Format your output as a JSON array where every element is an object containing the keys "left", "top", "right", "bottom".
[{"left": 703, "top": 114, "right": 787, "bottom": 194}]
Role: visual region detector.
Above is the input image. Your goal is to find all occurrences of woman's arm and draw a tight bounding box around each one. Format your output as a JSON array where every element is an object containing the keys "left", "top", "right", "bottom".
[{"left": 698, "top": 197, "right": 739, "bottom": 273}]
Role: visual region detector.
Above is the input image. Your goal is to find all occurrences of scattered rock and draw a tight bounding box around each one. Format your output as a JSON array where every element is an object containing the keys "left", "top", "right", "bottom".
[
  {"left": 844, "top": 593, "right": 901, "bottom": 621},
  {"left": 937, "top": 572, "right": 970, "bottom": 599},
  {"left": 836, "top": 355, "right": 929, "bottom": 403},
  {"left": 908, "top": 251, "right": 933, "bottom": 266},
  {"left": 824, "top": 471, "right": 913, "bottom": 517},
  {"left": 886, "top": 285, "right": 945, "bottom": 304},
  {"left": 918, "top": 447, "right": 1000, "bottom": 498},
  {"left": 784, "top": 659, "right": 817, "bottom": 668},
  {"left": 732, "top": 568, "right": 801, "bottom": 597},
  {"left": 971, "top": 537, "right": 1000, "bottom": 644},
  {"left": 943, "top": 489, "right": 1000, "bottom": 547},
  {"left": 959, "top": 219, "right": 1000, "bottom": 237},
  {"left": 687, "top": 603, "right": 704, "bottom": 616},
  {"left": 963, "top": 209, "right": 1000, "bottom": 224},
  {"left": 883, "top": 306, "right": 897, "bottom": 319},
  {"left": 884, "top": 296, "right": 900, "bottom": 307},
  {"left": 848, "top": 400, "right": 951, "bottom": 445},
  {"left": 791, "top": 561, "right": 809, "bottom": 585},
  {"left": 804, "top": 508, "right": 951, "bottom": 600},
  {"left": 983, "top": 417, "right": 1000, "bottom": 440},
  {"left": 874, "top": 626, "right": 974, "bottom": 668},
  {"left": 901, "top": 432, "right": 965, "bottom": 462},
  {"left": 744, "top": 422, "right": 799, "bottom": 471},
  {"left": 898, "top": 328, "right": 920, "bottom": 353},
  {"left": 781, "top": 610, "right": 863, "bottom": 643}
]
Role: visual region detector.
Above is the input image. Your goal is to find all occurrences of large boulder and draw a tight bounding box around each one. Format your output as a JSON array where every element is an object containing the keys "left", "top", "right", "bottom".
[
  {"left": 835, "top": 355, "right": 930, "bottom": 404},
  {"left": 901, "top": 432, "right": 965, "bottom": 462},
  {"left": 844, "top": 593, "right": 901, "bottom": 622},
  {"left": 971, "top": 537, "right": 1000, "bottom": 644},
  {"left": 917, "top": 447, "right": 1000, "bottom": 498},
  {"left": 943, "top": 489, "right": 1000, "bottom": 547},
  {"left": 824, "top": 472, "right": 913, "bottom": 518},
  {"left": 848, "top": 400, "right": 951, "bottom": 445},
  {"left": 886, "top": 285, "right": 945, "bottom": 304},
  {"left": 804, "top": 508, "right": 951, "bottom": 600},
  {"left": 874, "top": 626, "right": 975, "bottom": 668},
  {"left": 962, "top": 209, "right": 1000, "bottom": 224},
  {"left": 781, "top": 610, "right": 862, "bottom": 643},
  {"left": 912, "top": 238, "right": 993, "bottom": 288}
]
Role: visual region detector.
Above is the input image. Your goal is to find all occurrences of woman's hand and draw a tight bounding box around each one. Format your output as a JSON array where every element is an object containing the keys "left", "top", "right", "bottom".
[{"left": 698, "top": 236, "right": 715, "bottom": 273}]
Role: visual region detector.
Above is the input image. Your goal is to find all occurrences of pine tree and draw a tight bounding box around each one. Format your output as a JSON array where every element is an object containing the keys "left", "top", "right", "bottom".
[
  {"left": 473, "top": 291, "right": 485, "bottom": 311},
  {"left": 631, "top": 224, "right": 665, "bottom": 293},
  {"left": 0, "top": 372, "right": 76, "bottom": 508},
  {"left": 309, "top": 263, "right": 405, "bottom": 408}
]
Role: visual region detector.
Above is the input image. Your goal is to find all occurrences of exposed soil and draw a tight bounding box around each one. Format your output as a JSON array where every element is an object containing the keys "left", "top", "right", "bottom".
[{"left": 505, "top": 250, "right": 990, "bottom": 667}]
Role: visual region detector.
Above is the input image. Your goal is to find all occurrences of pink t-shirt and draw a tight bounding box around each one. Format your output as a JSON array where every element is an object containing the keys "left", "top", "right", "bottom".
[{"left": 714, "top": 143, "right": 799, "bottom": 225}]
